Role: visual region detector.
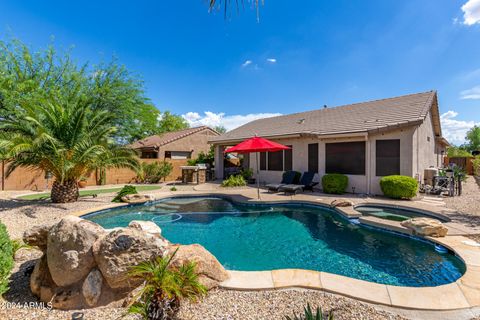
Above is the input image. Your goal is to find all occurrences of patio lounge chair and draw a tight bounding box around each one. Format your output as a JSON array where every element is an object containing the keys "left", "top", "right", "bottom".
[
  {"left": 265, "top": 170, "right": 297, "bottom": 192},
  {"left": 278, "top": 171, "right": 318, "bottom": 195}
]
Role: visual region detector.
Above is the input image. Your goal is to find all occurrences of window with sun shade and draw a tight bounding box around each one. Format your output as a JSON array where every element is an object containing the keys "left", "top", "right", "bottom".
[
  {"left": 308, "top": 143, "right": 319, "bottom": 173},
  {"left": 376, "top": 139, "right": 400, "bottom": 176},
  {"left": 325, "top": 141, "right": 365, "bottom": 175}
]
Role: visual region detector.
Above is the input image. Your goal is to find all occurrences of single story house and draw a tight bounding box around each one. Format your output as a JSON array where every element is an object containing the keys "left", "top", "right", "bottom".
[
  {"left": 130, "top": 126, "right": 219, "bottom": 160},
  {"left": 209, "top": 91, "right": 449, "bottom": 195}
]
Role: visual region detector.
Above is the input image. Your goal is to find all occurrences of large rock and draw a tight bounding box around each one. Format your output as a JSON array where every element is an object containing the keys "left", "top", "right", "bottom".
[
  {"left": 82, "top": 269, "right": 103, "bottom": 307},
  {"left": 121, "top": 194, "right": 155, "bottom": 204},
  {"left": 128, "top": 220, "right": 163, "bottom": 238},
  {"left": 330, "top": 200, "right": 354, "bottom": 208},
  {"left": 93, "top": 228, "right": 168, "bottom": 289},
  {"left": 23, "top": 224, "right": 51, "bottom": 250},
  {"left": 401, "top": 217, "right": 448, "bottom": 237},
  {"left": 169, "top": 244, "right": 229, "bottom": 289},
  {"left": 47, "top": 216, "right": 105, "bottom": 287}
]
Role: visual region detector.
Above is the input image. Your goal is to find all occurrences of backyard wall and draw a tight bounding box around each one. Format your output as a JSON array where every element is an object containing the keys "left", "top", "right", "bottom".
[{"left": 0, "top": 159, "right": 188, "bottom": 191}]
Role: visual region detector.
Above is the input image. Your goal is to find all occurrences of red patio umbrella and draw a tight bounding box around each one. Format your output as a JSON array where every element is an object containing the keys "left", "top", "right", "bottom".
[{"left": 224, "top": 136, "right": 291, "bottom": 199}]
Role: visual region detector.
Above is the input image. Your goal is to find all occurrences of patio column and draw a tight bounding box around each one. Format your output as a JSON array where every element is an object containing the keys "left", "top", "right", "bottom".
[{"left": 214, "top": 145, "right": 224, "bottom": 180}]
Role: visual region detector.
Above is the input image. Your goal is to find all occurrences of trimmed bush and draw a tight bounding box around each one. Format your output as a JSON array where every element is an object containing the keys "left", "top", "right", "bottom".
[
  {"left": 322, "top": 174, "right": 348, "bottom": 194},
  {"left": 380, "top": 175, "right": 418, "bottom": 199},
  {"left": 137, "top": 161, "right": 173, "bottom": 184},
  {"left": 112, "top": 185, "right": 138, "bottom": 202},
  {"left": 0, "top": 222, "right": 14, "bottom": 296},
  {"left": 221, "top": 175, "right": 246, "bottom": 187}
]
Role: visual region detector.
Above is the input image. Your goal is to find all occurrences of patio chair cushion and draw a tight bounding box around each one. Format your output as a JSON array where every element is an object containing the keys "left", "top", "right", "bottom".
[{"left": 278, "top": 172, "right": 317, "bottom": 194}]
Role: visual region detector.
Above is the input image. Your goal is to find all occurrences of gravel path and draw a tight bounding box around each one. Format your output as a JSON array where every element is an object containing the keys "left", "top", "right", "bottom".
[{"left": 444, "top": 177, "right": 480, "bottom": 230}]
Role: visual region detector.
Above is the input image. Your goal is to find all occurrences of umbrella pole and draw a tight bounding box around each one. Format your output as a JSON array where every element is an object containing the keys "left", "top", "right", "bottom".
[{"left": 256, "top": 152, "right": 260, "bottom": 199}]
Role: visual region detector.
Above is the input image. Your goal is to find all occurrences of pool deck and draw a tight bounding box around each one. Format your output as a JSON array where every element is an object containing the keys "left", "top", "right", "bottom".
[{"left": 75, "top": 186, "right": 480, "bottom": 312}]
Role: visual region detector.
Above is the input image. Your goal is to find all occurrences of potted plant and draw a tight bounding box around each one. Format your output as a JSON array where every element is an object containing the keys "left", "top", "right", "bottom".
[{"left": 78, "top": 177, "right": 88, "bottom": 188}]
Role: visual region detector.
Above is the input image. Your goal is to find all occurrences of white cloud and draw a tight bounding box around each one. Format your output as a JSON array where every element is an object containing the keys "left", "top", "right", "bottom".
[
  {"left": 182, "top": 111, "right": 282, "bottom": 131},
  {"left": 460, "top": 85, "right": 480, "bottom": 99},
  {"left": 462, "top": 0, "right": 480, "bottom": 25},
  {"left": 266, "top": 58, "right": 277, "bottom": 63},
  {"left": 241, "top": 60, "right": 252, "bottom": 67},
  {"left": 440, "top": 111, "right": 479, "bottom": 145}
]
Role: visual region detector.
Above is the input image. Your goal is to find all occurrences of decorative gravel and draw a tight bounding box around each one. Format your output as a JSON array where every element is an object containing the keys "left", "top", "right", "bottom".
[{"left": 444, "top": 177, "right": 480, "bottom": 227}]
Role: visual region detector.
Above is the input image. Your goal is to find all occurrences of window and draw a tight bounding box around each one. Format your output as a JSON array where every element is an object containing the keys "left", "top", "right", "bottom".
[
  {"left": 165, "top": 151, "right": 191, "bottom": 159},
  {"left": 376, "top": 139, "right": 400, "bottom": 176},
  {"left": 308, "top": 143, "right": 319, "bottom": 173},
  {"left": 284, "top": 145, "right": 293, "bottom": 171},
  {"left": 268, "top": 151, "right": 283, "bottom": 171},
  {"left": 260, "top": 152, "right": 267, "bottom": 170},
  {"left": 141, "top": 151, "right": 158, "bottom": 159},
  {"left": 326, "top": 142, "right": 365, "bottom": 175}
]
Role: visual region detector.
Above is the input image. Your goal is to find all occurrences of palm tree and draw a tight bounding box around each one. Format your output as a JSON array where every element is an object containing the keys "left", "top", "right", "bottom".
[
  {"left": 128, "top": 249, "right": 206, "bottom": 320},
  {"left": 0, "top": 92, "right": 139, "bottom": 203}
]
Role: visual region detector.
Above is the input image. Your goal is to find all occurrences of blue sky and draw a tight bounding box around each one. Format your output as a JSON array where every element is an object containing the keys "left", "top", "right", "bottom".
[{"left": 1, "top": 0, "right": 480, "bottom": 144}]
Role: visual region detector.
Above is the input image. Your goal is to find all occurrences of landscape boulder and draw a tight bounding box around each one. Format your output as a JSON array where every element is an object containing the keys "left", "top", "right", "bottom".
[
  {"left": 128, "top": 220, "right": 163, "bottom": 238},
  {"left": 23, "top": 224, "right": 51, "bottom": 250},
  {"left": 401, "top": 217, "right": 448, "bottom": 237},
  {"left": 330, "top": 199, "right": 354, "bottom": 207},
  {"left": 82, "top": 268, "right": 104, "bottom": 307},
  {"left": 93, "top": 227, "right": 168, "bottom": 289},
  {"left": 47, "top": 216, "right": 105, "bottom": 287},
  {"left": 169, "top": 244, "right": 229, "bottom": 289},
  {"left": 121, "top": 194, "right": 155, "bottom": 204}
]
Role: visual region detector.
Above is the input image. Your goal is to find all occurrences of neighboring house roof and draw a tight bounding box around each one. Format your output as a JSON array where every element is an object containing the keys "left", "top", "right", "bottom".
[
  {"left": 210, "top": 91, "right": 446, "bottom": 144},
  {"left": 130, "top": 126, "right": 218, "bottom": 150}
]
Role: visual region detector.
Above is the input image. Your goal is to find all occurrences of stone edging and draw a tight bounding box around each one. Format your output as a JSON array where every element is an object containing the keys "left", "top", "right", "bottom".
[{"left": 74, "top": 191, "right": 480, "bottom": 311}]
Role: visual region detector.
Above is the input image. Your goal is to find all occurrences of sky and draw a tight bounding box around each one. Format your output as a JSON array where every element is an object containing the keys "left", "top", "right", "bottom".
[{"left": 1, "top": 0, "right": 480, "bottom": 145}]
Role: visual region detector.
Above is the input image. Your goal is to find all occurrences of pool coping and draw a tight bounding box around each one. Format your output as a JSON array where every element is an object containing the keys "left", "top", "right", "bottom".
[{"left": 74, "top": 190, "right": 480, "bottom": 311}]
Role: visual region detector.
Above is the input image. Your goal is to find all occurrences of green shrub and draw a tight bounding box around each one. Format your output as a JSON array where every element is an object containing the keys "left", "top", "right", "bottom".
[
  {"left": 322, "top": 174, "right": 348, "bottom": 194},
  {"left": 112, "top": 185, "right": 138, "bottom": 202},
  {"left": 380, "top": 175, "right": 418, "bottom": 199},
  {"left": 137, "top": 161, "right": 173, "bottom": 184},
  {"left": 473, "top": 156, "right": 480, "bottom": 176},
  {"left": 0, "top": 222, "right": 14, "bottom": 297},
  {"left": 285, "top": 303, "right": 334, "bottom": 320},
  {"left": 241, "top": 168, "right": 254, "bottom": 180},
  {"left": 221, "top": 175, "right": 247, "bottom": 187}
]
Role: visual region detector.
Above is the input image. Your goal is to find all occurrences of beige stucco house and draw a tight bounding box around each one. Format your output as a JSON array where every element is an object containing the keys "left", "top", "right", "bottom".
[
  {"left": 209, "top": 91, "right": 449, "bottom": 195},
  {"left": 131, "top": 126, "right": 219, "bottom": 160}
]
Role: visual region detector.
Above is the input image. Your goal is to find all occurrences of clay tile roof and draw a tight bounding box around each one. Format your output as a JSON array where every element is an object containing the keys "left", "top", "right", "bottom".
[
  {"left": 210, "top": 91, "right": 441, "bottom": 143},
  {"left": 130, "top": 126, "right": 217, "bottom": 149}
]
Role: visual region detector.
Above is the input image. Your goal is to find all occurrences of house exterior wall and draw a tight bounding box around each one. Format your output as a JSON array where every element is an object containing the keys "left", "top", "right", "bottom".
[
  {"left": 154, "top": 128, "right": 217, "bottom": 160},
  {"left": 239, "top": 126, "right": 418, "bottom": 195}
]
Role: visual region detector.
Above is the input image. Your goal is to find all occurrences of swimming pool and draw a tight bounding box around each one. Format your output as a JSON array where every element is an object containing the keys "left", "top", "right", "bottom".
[{"left": 85, "top": 196, "right": 465, "bottom": 287}]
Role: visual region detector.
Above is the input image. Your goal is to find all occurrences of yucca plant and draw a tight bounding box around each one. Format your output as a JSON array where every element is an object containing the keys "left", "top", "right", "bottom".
[
  {"left": 127, "top": 249, "right": 207, "bottom": 320},
  {"left": 0, "top": 91, "right": 139, "bottom": 203},
  {"left": 285, "top": 303, "right": 334, "bottom": 320}
]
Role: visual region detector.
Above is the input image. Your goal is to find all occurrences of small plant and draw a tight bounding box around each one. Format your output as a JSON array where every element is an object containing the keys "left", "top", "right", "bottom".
[
  {"left": 170, "top": 186, "right": 177, "bottom": 192},
  {"left": 285, "top": 303, "right": 334, "bottom": 320},
  {"left": 221, "top": 175, "right": 247, "bottom": 187},
  {"left": 380, "top": 175, "right": 418, "bottom": 199},
  {"left": 137, "top": 162, "right": 173, "bottom": 184},
  {"left": 112, "top": 185, "right": 138, "bottom": 202},
  {"left": 10, "top": 239, "right": 31, "bottom": 256},
  {"left": 322, "top": 174, "right": 348, "bottom": 194},
  {"left": 240, "top": 168, "right": 254, "bottom": 180},
  {"left": 0, "top": 222, "right": 14, "bottom": 297},
  {"left": 127, "top": 249, "right": 206, "bottom": 320}
]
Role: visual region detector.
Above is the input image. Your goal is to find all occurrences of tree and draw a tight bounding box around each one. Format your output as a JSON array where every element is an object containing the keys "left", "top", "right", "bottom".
[
  {"left": 0, "top": 38, "right": 184, "bottom": 144},
  {"left": 0, "top": 91, "right": 139, "bottom": 203},
  {"left": 214, "top": 125, "right": 227, "bottom": 134},
  {"left": 158, "top": 111, "right": 189, "bottom": 133},
  {"left": 466, "top": 125, "right": 480, "bottom": 152}
]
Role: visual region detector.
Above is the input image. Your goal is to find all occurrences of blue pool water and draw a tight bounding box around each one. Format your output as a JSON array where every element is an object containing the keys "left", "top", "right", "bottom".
[{"left": 85, "top": 197, "right": 465, "bottom": 287}]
